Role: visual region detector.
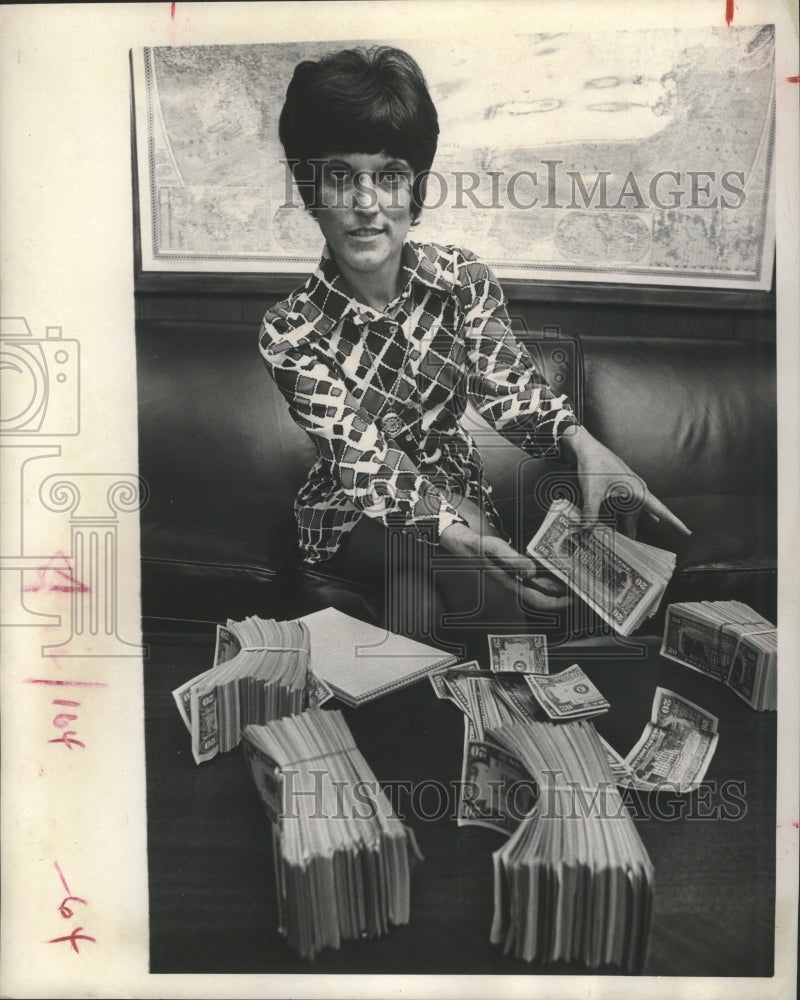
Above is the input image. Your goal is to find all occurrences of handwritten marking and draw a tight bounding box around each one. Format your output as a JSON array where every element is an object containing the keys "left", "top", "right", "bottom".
[
  {"left": 788, "top": 76, "right": 799, "bottom": 84},
  {"left": 48, "top": 731, "right": 85, "bottom": 750},
  {"left": 52, "top": 707, "right": 79, "bottom": 727},
  {"left": 22, "top": 551, "right": 89, "bottom": 594},
  {"left": 57, "top": 894, "right": 87, "bottom": 919},
  {"left": 54, "top": 860, "right": 71, "bottom": 894},
  {"left": 47, "top": 926, "right": 96, "bottom": 954},
  {"left": 48, "top": 863, "right": 94, "bottom": 953},
  {"left": 24, "top": 678, "right": 107, "bottom": 687},
  {"left": 171, "top": 2, "right": 176, "bottom": 18},
  {"left": 26, "top": 677, "right": 106, "bottom": 749},
  {"left": 47, "top": 696, "right": 91, "bottom": 750},
  {"left": 725, "top": 0, "right": 734, "bottom": 26}
]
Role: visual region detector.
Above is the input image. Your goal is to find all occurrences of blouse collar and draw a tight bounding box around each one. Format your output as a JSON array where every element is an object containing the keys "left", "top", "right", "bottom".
[{"left": 304, "top": 240, "right": 457, "bottom": 333}]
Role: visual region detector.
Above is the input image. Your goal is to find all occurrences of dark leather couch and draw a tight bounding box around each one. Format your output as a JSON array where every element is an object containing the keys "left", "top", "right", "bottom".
[{"left": 136, "top": 317, "right": 777, "bottom": 631}]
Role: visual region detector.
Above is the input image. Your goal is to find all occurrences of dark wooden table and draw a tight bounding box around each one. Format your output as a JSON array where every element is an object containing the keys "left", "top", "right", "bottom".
[{"left": 143, "top": 626, "right": 775, "bottom": 977}]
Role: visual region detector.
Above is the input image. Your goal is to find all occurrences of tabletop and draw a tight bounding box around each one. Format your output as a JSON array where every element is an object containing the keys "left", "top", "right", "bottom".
[{"left": 143, "top": 625, "right": 776, "bottom": 978}]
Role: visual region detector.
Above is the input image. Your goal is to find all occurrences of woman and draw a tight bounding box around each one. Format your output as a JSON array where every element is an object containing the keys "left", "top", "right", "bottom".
[{"left": 259, "top": 46, "right": 688, "bottom": 658}]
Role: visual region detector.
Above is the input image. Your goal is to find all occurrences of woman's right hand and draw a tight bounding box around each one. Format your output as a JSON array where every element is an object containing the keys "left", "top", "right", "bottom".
[{"left": 439, "top": 521, "right": 569, "bottom": 610}]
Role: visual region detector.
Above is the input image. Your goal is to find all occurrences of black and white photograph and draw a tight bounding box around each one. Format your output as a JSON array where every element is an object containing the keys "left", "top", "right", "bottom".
[{"left": 1, "top": 3, "right": 798, "bottom": 998}]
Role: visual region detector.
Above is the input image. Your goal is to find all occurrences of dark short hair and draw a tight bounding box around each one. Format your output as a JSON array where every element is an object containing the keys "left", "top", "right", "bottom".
[{"left": 279, "top": 46, "right": 439, "bottom": 220}]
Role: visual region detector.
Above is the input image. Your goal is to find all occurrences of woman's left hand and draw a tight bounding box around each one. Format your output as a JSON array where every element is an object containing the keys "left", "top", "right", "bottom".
[{"left": 560, "top": 425, "right": 691, "bottom": 539}]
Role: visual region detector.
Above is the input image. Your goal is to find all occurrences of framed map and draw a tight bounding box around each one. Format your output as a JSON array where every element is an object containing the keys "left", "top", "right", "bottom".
[{"left": 131, "top": 26, "right": 775, "bottom": 289}]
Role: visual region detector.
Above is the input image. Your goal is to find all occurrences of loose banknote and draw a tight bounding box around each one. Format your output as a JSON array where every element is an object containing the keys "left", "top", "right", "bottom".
[
  {"left": 488, "top": 634, "right": 548, "bottom": 674},
  {"left": 493, "top": 673, "right": 549, "bottom": 725},
  {"left": 624, "top": 687, "right": 719, "bottom": 792},
  {"left": 524, "top": 663, "right": 611, "bottom": 720},
  {"left": 189, "top": 681, "right": 220, "bottom": 764},
  {"left": 428, "top": 660, "right": 482, "bottom": 703},
  {"left": 214, "top": 622, "right": 240, "bottom": 665},
  {"left": 430, "top": 661, "right": 547, "bottom": 726},
  {"left": 458, "top": 718, "right": 536, "bottom": 834}
]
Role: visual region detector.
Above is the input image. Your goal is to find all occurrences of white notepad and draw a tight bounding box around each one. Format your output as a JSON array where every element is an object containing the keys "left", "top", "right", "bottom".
[{"left": 298, "top": 606, "right": 457, "bottom": 706}]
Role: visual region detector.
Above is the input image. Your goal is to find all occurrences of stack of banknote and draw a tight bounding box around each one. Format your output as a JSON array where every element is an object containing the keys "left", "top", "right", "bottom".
[
  {"left": 488, "top": 718, "right": 654, "bottom": 971},
  {"left": 430, "top": 638, "right": 723, "bottom": 969},
  {"left": 429, "top": 637, "right": 611, "bottom": 834},
  {"left": 660, "top": 601, "right": 777, "bottom": 710},
  {"left": 527, "top": 499, "right": 676, "bottom": 635},
  {"left": 172, "top": 616, "right": 332, "bottom": 764},
  {"left": 242, "top": 708, "right": 423, "bottom": 960},
  {"left": 430, "top": 659, "right": 541, "bottom": 834}
]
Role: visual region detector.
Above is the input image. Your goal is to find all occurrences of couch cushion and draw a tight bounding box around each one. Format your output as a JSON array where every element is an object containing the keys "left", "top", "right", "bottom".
[
  {"left": 641, "top": 493, "right": 777, "bottom": 623},
  {"left": 579, "top": 336, "right": 776, "bottom": 500},
  {"left": 136, "top": 319, "right": 317, "bottom": 497},
  {"left": 140, "top": 489, "right": 298, "bottom": 623}
]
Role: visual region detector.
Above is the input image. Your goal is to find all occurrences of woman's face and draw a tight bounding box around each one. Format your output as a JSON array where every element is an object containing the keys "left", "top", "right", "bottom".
[{"left": 314, "top": 151, "right": 414, "bottom": 285}]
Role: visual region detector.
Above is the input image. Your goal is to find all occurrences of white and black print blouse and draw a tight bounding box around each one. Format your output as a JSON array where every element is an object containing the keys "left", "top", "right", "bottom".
[{"left": 259, "top": 241, "right": 578, "bottom": 564}]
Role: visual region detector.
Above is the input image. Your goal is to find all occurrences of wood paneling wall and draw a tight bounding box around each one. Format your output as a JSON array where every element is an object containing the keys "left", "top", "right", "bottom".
[{"left": 135, "top": 276, "right": 776, "bottom": 343}]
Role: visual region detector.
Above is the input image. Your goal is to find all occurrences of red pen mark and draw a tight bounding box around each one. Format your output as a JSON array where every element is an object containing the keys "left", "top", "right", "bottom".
[
  {"left": 26, "top": 678, "right": 106, "bottom": 749},
  {"left": 725, "top": 0, "right": 735, "bottom": 26},
  {"left": 793, "top": 821, "right": 799, "bottom": 828},
  {"left": 54, "top": 861, "right": 87, "bottom": 918},
  {"left": 54, "top": 860, "right": 71, "bottom": 894},
  {"left": 57, "top": 897, "right": 87, "bottom": 919},
  {"left": 48, "top": 731, "right": 85, "bottom": 750},
  {"left": 47, "top": 695, "right": 96, "bottom": 750},
  {"left": 24, "top": 678, "right": 107, "bottom": 687},
  {"left": 171, "top": 2, "right": 176, "bottom": 18},
  {"left": 23, "top": 551, "right": 89, "bottom": 594},
  {"left": 49, "top": 863, "right": 94, "bottom": 952},
  {"left": 52, "top": 700, "right": 79, "bottom": 730},
  {"left": 47, "top": 926, "right": 96, "bottom": 954},
  {"left": 788, "top": 76, "right": 800, "bottom": 84}
]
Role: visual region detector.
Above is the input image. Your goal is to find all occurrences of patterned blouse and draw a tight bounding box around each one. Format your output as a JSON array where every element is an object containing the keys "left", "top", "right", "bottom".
[{"left": 258, "top": 241, "right": 578, "bottom": 564}]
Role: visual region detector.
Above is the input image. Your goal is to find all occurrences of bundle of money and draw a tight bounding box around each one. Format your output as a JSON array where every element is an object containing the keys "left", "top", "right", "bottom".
[
  {"left": 623, "top": 687, "right": 719, "bottom": 792},
  {"left": 431, "top": 640, "right": 609, "bottom": 833},
  {"left": 488, "top": 719, "right": 654, "bottom": 972},
  {"left": 526, "top": 499, "right": 676, "bottom": 635},
  {"left": 661, "top": 601, "right": 776, "bottom": 710},
  {"left": 242, "top": 709, "right": 423, "bottom": 960},
  {"left": 429, "top": 659, "right": 543, "bottom": 833},
  {"left": 172, "top": 616, "right": 332, "bottom": 764}
]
